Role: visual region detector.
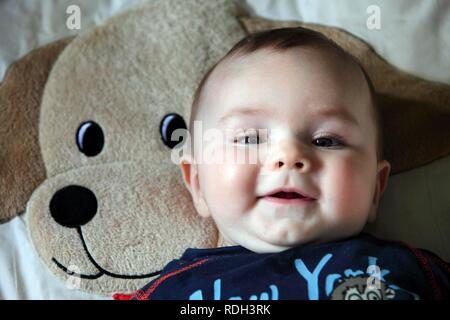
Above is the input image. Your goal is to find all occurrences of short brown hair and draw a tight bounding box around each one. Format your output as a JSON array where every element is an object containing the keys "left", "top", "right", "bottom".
[{"left": 190, "top": 27, "right": 383, "bottom": 160}]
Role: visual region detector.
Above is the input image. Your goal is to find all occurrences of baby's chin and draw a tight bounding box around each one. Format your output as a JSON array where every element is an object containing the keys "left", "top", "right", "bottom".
[
  {"left": 241, "top": 229, "right": 352, "bottom": 253},
  {"left": 254, "top": 224, "right": 320, "bottom": 251},
  {"left": 221, "top": 220, "right": 365, "bottom": 253},
  {"left": 242, "top": 240, "right": 308, "bottom": 253},
  {"left": 239, "top": 234, "right": 317, "bottom": 253},
  {"left": 251, "top": 216, "right": 371, "bottom": 252}
]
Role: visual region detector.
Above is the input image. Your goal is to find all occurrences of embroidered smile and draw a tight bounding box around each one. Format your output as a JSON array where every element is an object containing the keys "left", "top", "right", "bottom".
[{"left": 52, "top": 226, "right": 161, "bottom": 279}]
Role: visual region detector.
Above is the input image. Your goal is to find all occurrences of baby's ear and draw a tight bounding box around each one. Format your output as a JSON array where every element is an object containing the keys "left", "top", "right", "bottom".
[
  {"left": 368, "top": 160, "right": 391, "bottom": 222},
  {"left": 376, "top": 160, "right": 391, "bottom": 199},
  {"left": 179, "top": 154, "right": 196, "bottom": 193},
  {"left": 179, "top": 157, "right": 211, "bottom": 218}
]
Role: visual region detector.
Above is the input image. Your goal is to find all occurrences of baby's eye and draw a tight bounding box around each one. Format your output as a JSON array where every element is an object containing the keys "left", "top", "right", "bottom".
[
  {"left": 234, "top": 134, "right": 260, "bottom": 145},
  {"left": 312, "top": 136, "right": 343, "bottom": 148},
  {"left": 233, "top": 130, "right": 262, "bottom": 145}
]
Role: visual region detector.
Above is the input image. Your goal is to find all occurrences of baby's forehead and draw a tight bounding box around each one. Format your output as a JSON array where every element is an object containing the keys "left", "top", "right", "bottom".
[
  {"left": 203, "top": 47, "right": 365, "bottom": 101},
  {"left": 200, "top": 47, "right": 368, "bottom": 113},
  {"left": 215, "top": 46, "right": 359, "bottom": 78}
]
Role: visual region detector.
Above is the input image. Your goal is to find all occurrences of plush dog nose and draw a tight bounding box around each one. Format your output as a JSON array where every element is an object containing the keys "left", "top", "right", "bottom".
[{"left": 50, "top": 185, "right": 98, "bottom": 228}]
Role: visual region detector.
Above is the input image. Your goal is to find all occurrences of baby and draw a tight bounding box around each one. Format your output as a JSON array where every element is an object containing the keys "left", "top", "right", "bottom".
[{"left": 124, "top": 27, "right": 449, "bottom": 300}]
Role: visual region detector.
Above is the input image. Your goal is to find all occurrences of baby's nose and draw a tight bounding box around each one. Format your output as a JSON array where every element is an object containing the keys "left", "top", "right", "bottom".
[{"left": 266, "top": 139, "right": 311, "bottom": 172}]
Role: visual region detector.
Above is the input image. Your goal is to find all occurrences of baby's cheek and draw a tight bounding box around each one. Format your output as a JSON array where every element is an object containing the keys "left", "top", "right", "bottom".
[
  {"left": 324, "top": 157, "right": 375, "bottom": 222},
  {"left": 203, "top": 162, "right": 258, "bottom": 220}
]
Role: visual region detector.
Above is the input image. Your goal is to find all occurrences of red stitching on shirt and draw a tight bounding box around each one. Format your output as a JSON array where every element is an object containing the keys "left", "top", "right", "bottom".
[
  {"left": 409, "top": 247, "right": 442, "bottom": 300},
  {"left": 112, "top": 293, "right": 134, "bottom": 300},
  {"left": 377, "top": 237, "right": 443, "bottom": 300},
  {"left": 359, "top": 235, "right": 441, "bottom": 299},
  {"left": 133, "top": 258, "right": 210, "bottom": 300},
  {"left": 428, "top": 254, "right": 450, "bottom": 275}
]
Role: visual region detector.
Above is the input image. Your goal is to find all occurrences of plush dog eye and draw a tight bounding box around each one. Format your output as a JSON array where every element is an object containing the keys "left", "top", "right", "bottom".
[
  {"left": 160, "top": 113, "right": 188, "bottom": 149},
  {"left": 76, "top": 121, "right": 104, "bottom": 157}
]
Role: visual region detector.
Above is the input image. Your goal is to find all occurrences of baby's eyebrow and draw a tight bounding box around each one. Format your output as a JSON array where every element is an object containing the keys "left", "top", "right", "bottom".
[
  {"left": 218, "top": 106, "right": 273, "bottom": 126},
  {"left": 310, "top": 107, "right": 359, "bottom": 127},
  {"left": 217, "top": 105, "right": 359, "bottom": 127}
]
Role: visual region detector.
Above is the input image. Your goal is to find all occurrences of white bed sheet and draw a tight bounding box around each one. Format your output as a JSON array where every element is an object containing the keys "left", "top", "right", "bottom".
[{"left": 0, "top": 216, "right": 109, "bottom": 299}]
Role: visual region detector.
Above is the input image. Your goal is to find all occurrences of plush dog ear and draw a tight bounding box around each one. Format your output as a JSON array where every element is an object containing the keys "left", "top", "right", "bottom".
[{"left": 0, "top": 38, "right": 72, "bottom": 223}]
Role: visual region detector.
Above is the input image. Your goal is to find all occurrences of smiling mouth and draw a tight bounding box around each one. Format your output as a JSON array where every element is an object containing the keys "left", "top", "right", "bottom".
[
  {"left": 52, "top": 227, "right": 161, "bottom": 279},
  {"left": 258, "top": 191, "right": 315, "bottom": 205}
]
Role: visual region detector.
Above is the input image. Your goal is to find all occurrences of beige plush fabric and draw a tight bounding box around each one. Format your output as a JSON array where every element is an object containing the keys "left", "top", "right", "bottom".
[
  {"left": 240, "top": 17, "right": 450, "bottom": 175},
  {"left": 0, "top": 38, "right": 72, "bottom": 223},
  {"left": 1, "top": 0, "right": 246, "bottom": 295}
]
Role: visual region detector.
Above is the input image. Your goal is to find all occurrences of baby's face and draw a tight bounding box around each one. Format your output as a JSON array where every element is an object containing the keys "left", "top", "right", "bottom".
[{"left": 182, "top": 47, "right": 390, "bottom": 253}]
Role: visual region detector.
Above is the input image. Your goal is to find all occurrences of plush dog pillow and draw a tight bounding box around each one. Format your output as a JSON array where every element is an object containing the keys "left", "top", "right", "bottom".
[{"left": 0, "top": 0, "right": 246, "bottom": 296}]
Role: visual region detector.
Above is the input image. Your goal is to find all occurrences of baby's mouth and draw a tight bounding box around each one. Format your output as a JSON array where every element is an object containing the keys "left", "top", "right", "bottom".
[
  {"left": 258, "top": 188, "right": 316, "bottom": 205},
  {"left": 268, "top": 191, "right": 306, "bottom": 199}
]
